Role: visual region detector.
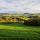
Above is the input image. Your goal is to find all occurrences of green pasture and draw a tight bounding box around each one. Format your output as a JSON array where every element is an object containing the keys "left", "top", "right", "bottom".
[{"left": 0, "top": 23, "right": 40, "bottom": 40}]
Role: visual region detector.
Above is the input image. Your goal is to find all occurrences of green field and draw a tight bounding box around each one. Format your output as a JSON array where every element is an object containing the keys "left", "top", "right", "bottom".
[{"left": 0, "top": 23, "right": 40, "bottom": 40}]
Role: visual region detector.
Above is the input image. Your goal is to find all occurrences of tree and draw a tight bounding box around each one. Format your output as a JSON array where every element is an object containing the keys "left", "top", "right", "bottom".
[{"left": 24, "top": 16, "right": 40, "bottom": 26}]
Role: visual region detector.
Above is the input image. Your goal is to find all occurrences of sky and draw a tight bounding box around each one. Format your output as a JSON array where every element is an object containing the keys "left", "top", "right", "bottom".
[{"left": 0, "top": 0, "right": 40, "bottom": 13}]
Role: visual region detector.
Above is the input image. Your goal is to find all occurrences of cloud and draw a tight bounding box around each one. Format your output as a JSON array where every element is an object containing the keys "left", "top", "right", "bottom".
[{"left": 0, "top": 0, "right": 40, "bottom": 13}]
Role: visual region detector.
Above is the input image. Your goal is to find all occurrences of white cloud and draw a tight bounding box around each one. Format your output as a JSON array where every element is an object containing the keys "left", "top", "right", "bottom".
[{"left": 0, "top": 0, "right": 40, "bottom": 13}]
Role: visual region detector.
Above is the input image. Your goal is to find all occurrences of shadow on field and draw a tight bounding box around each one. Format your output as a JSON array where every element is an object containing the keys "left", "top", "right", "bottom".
[
  {"left": 0, "top": 22, "right": 26, "bottom": 27},
  {"left": 0, "top": 22, "right": 40, "bottom": 28},
  {"left": 0, "top": 29, "right": 40, "bottom": 40}
]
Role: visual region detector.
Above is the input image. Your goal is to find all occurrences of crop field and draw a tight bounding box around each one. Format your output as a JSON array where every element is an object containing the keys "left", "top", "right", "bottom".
[{"left": 0, "top": 23, "right": 40, "bottom": 40}]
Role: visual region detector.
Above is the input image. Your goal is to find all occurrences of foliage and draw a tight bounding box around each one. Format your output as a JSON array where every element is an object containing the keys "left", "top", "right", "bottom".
[{"left": 24, "top": 16, "right": 40, "bottom": 26}]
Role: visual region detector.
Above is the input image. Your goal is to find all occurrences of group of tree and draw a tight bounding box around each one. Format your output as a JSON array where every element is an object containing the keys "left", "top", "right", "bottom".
[
  {"left": 24, "top": 16, "right": 40, "bottom": 26},
  {"left": 0, "top": 16, "right": 15, "bottom": 22}
]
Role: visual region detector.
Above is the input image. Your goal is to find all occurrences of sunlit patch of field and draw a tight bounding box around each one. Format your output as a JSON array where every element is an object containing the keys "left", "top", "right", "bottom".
[{"left": 0, "top": 23, "right": 40, "bottom": 31}]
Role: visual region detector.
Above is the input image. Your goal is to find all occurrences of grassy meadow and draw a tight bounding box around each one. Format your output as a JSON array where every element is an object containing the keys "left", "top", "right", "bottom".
[{"left": 0, "top": 23, "right": 40, "bottom": 40}]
